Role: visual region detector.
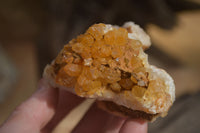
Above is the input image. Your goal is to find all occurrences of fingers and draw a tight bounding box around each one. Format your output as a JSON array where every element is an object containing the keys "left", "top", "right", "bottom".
[
  {"left": 72, "top": 103, "right": 147, "bottom": 133},
  {"left": 72, "top": 103, "right": 125, "bottom": 133},
  {"left": 42, "top": 89, "right": 84, "bottom": 133},
  {"left": 0, "top": 79, "right": 58, "bottom": 133},
  {"left": 119, "top": 119, "right": 147, "bottom": 133}
]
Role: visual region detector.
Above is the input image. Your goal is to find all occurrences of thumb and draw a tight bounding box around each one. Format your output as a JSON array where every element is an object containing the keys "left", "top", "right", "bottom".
[{"left": 119, "top": 119, "right": 147, "bottom": 133}]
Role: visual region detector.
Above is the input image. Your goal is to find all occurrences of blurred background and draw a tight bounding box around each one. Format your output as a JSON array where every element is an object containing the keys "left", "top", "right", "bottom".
[{"left": 0, "top": 0, "right": 200, "bottom": 132}]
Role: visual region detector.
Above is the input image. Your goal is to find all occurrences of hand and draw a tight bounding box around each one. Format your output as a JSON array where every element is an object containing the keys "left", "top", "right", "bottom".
[{"left": 0, "top": 79, "right": 147, "bottom": 133}]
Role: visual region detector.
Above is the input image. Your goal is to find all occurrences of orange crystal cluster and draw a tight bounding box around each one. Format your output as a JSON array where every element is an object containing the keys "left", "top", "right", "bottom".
[{"left": 54, "top": 23, "right": 166, "bottom": 99}]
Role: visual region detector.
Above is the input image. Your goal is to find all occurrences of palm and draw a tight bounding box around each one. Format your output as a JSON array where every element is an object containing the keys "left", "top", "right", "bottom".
[{"left": 42, "top": 89, "right": 147, "bottom": 133}]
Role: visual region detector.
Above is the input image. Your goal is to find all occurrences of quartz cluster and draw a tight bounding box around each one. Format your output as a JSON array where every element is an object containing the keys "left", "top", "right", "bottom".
[{"left": 54, "top": 23, "right": 168, "bottom": 106}]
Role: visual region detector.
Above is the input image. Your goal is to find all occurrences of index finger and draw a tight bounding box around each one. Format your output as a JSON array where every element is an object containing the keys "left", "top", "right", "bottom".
[{"left": 119, "top": 119, "right": 147, "bottom": 133}]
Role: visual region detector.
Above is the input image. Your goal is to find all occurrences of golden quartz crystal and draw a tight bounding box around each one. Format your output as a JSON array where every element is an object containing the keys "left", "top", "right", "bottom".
[{"left": 44, "top": 22, "right": 175, "bottom": 121}]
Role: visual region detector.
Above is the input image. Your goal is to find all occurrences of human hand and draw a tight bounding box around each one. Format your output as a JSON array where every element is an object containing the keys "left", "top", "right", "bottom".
[{"left": 0, "top": 79, "right": 147, "bottom": 133}]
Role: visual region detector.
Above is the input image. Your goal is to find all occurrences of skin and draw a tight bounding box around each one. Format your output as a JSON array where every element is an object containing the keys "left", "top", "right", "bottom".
[{"left": 0, "top": 79, "right": 147, "bottom": 133}]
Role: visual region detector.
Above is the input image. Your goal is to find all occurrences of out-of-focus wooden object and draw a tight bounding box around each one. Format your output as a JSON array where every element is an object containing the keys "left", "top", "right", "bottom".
[{"left": 147, "top": 11, "right": 200, "bottom": 67}]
